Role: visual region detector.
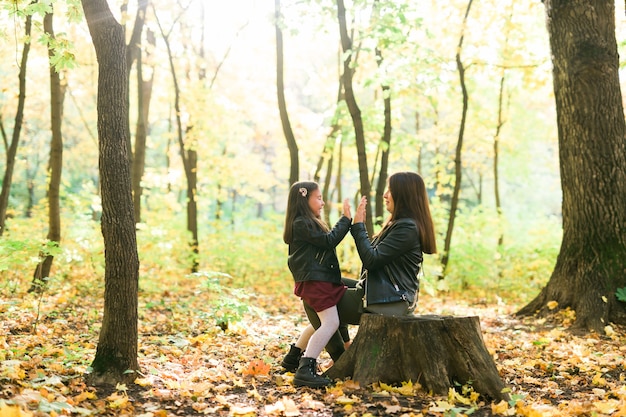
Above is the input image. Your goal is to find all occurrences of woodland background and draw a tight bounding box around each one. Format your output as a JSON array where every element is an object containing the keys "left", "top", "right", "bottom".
[{"left": 1, "top": 0, "right": 626, "bottom": 416}]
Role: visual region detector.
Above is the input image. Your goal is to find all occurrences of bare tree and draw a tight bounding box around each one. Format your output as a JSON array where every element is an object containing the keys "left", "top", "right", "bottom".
[
  {"left": 336, "top": 0, "right": 373, "bottom": 234},
  {"left": 31, "top": 6, "right": 66, "bottom": 292},
  {"left": 126, "top": 0, "right": 152, "bottom": 224},
  {"left": 154, "top": 3, "right": 199, "bottom": 272},
  {"left": 441, "top": 0, "right": 474, "bottom": 273},
  {"left": 0, "top": 1, "right": 35, "bottom": 236},
  {"left": 275, "top": 0, "right": 299, "bottom": 185},
  {"left": 373, "top": 47, "right": 391, "bottom": 227}
]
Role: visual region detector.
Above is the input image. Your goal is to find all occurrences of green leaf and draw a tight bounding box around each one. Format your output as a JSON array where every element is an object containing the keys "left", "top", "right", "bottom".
[{"left": 615, "top": 287, "right": 626, "bottom": 303}]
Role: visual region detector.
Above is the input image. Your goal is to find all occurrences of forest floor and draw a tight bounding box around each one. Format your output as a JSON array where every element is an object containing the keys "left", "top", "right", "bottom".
[{"left": 1, "top": 280, "right": 626, "bottom": 417}]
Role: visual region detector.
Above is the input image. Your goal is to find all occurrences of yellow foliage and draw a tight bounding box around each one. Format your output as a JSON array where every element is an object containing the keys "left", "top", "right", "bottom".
[
  {"left": 515, "top": 403, "right": 559, "bottom": 417},
  {"left": 134, "top": 377, "right": 153, "bottom": 387},
  {"left": 336, "top": 395, "right": 360, "bottom": 405},
  {"left": 448, "top": 387, "right": 478, "bottom": 406},
  {"left": 229, "top": 405, "right": 256, "bottom": 416},
  {"left": 379, "top": 380, "right": 419, "bottom": 396},
  {"left": 491, "top": 400, "right": 511, "bottom": 415},
  {"left": 72, "top": 390, "right": 97, "bottom": 403},
  {"left": 592, "top": 372, "right": 608, "bottom": 386},
  {"left": 0, "top": 404, "right": 33, "bottom": 417},
  {"left": 593, "top": 399, "right": 621, "bottom": 415},
  {"left": 106, "top": 392, "right": 130, "bottom": 409}
]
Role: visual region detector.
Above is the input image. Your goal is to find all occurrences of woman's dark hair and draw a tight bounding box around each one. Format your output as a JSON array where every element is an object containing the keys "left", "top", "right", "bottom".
[
  {"left": 383, "top": 172, "right": 437, "bottom": 254},
  {"left": 283, "top": 181, "right": 329, "bottom": 244}
]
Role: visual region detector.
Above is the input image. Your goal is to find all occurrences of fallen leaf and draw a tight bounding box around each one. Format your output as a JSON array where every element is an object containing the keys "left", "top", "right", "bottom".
[
  {"left": 230, "top": 405, "right": 256, "bottom": 416},
  {"left": 0, "top": 403, "right": 33, "bottom": 417},
  {"left": 242, "top": 359, "right": 270, "bottom": 376}
]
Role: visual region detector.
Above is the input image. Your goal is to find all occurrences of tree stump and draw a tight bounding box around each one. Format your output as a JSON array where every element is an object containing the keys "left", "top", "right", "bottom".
[{"left": 325, "top": 314, "right": 509, "bottom": 402}]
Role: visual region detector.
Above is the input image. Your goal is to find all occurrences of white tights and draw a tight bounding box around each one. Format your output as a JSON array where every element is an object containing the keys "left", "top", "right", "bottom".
[{"left": 297, "top": 306, "right": 339, "bottom": 360}]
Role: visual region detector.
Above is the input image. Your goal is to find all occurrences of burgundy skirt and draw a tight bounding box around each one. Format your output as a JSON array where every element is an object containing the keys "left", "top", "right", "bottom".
[{"left": 294, "top": 281, "right": 347, "bottom": 312}]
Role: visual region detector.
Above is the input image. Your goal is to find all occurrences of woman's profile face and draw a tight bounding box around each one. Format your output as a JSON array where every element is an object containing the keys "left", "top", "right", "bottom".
[{"left": 383, "top": 188, "right": 394, "bottom": 214}]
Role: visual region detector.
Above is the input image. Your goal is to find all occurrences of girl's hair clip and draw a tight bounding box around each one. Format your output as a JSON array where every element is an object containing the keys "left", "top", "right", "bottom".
[{"left": 299, "top": 187, "right": 308, "bottom": 197}]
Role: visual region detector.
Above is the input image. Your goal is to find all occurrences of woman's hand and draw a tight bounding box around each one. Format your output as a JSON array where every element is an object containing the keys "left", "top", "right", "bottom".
[
  {"left": 353, "top": 196, "right": 367, "bottom": 224},
  {"left": 342, "top": 198, "right": 351, "bottom": 220}
]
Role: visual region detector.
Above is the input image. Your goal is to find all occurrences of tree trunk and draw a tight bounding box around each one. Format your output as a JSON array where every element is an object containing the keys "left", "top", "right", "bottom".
[
  {"left": 186, "top": 147, "right": 199, "bottom": 272},
  {"left": 0, "top": 4, "right": 34, "bottom": 236},
  {"left": 275, "top": 0, "right": 299, "bottom": 185},
  {"left": 374, "top": 46, "right": 391, "bottom": 228},
  {"left": 326, "top": 314, "right": 509, "bottom": 402},
  {"left": 155, "top": 10, "right": 199, "bottom": 272},
  {"left": 517, "top": 0, "right": 626, "bottom": 333},
  {"left": 442, "top": 0, "right": 473, "bottom": 274},
  {"left": 315, "top": 80, "right": 345, "bottom": 222},
  {"left": 31, "top": 9, "right": 66, "bottom": 292},
  {"left": 322, "top": 147, "right": 334, "bottom": 224},
  {"left": 132, "top": 51, "right": 154, "bottom": 224},
  {"left": 493, "top": 72, "right": 506, "bottom": 248},
  {"left": 128, "top": 0, "right": 151, "bottom": 224},
  {"left": 81, "top": 0, "right": 140, "bottom": 385},
  {"left": 337, "top": 138, "right": 345, "bottom": 216},
  {"left": 336, "top": 0, "right": 373, "bottom": 235}
]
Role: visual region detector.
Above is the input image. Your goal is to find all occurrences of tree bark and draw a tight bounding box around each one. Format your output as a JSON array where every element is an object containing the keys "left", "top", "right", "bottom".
[
  {"left": 326, "top": 314, "right": 509, "bottom": 402},
  {"left": 132, "top": 47, "right": 154, "bottom": 224},
  {"left": 0, "top": 3, "right": 34, "bottom": 236},
  {"left": 493, "top": 72, "right": 506, "bottom": 248},
  {"left": 154, "top": 7, "right": 199, "bottom": 272},
  {"left": 31, "top": 8, "right": 66, "bottom": 292},
  {"left": 81, "top": 0, "right": 140, "bottom": 385},
  {"left": 336, "top": 0, "right": 373, "bottom": 235},
  {"left": 315, "top": 80, "right": 344, "bottom": 222},
  {"left": 275, "top": 0, "right": 299, "bottom": 185},
  {"left": 128, "top": 0, "right": 151, "bottom": 224},
  {"left": 442, "top": 0, "right": 473, "bottom": 274},
  {"left": 517, "top": 0, "right": 626, "bottom": 333},
  {"left": 374, "top": 47, "right": 391, "bottom": 227}
]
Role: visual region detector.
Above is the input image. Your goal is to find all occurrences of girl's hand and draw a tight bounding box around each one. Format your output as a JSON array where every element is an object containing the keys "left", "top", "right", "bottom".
[
  {"left": 353, "top": 196, "right": 367, "bottom": 224},
  {"left": 342, "top": 198, "right": 352, "bottom": 219}
]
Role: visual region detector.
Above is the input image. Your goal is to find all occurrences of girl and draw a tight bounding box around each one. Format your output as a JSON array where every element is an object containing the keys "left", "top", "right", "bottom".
[{"left": 281, "top": 181, "right": 352, "bottom": 388}]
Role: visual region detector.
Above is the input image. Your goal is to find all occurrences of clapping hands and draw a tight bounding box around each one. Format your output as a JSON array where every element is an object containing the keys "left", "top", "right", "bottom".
[
  {"left": 353, "top": 196, "right": 367, "bottom": 224},
  {"left": 342, "top": 198, "right": 351, "bottom": 219}
]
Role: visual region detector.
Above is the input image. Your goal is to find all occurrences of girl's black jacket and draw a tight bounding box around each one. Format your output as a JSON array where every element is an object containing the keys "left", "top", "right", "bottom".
[
  {"left": 287, "top": 215, "right": 352, "bottom": 284},
  {"left": 351, "top": 219, "right": 423, "bottom": 306}
]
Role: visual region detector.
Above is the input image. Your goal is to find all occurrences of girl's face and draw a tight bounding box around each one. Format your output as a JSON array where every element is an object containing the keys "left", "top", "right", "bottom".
[
  {"left": 308, "top": 188, "right": 324, "bottom": 217},
  {"left": 383, "top": 188, "right": 394, "bottom": 214}
]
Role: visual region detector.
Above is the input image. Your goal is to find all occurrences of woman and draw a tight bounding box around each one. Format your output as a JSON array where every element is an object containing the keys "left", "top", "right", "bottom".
[{"left": 303, "top": 171, "right": 437, "bottom": 359}]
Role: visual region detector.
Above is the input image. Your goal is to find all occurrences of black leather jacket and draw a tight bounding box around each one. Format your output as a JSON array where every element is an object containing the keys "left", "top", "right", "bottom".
[
  {"left": 351, "top": 219, "right": 423, "bottom": 306},
  {"left": 287, "top": 215, "right": 352, "bottom": 284}
]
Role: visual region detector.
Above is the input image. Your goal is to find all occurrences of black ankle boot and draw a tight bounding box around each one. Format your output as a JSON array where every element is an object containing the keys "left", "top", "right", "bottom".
[
  {"left": 293, "top": 357, "right": 331, "bottom": 388},
  {"left": 281, "top": 344, "right": 303, "bottom": 372}
]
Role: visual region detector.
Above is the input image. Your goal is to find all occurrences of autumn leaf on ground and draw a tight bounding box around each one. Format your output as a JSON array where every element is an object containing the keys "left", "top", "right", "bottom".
[
  {"left": 3, "top": 278, "right": 626, "bottom": 416},
  {"left": 229, "top": 405, "right": 256, "bottom": 416},
  {"left": 0, "top": 403, "right": 33, "bottom": 417},
  {"left": 242, "top": 359, "right": 270, "bottom": 376},
  {"left": 264, "top": 397, "right": 300, "bottom": 416},
  {"left": 339, "top": 379, "right": 360, "bottom": 390},
  {"left": 379, "top": 380, "right": 419, "bottom": 396},
  {"left": 491, "top": 400, "right": 511, "bottom": 415}
]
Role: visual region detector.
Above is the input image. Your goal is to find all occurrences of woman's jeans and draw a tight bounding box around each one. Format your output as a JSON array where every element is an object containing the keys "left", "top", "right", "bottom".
[
  {"left": 303, "top": 278, "right": 362, "bottom": 361},
  {"left": 303, "top": 277, "right": 413, "bottom": 360}
]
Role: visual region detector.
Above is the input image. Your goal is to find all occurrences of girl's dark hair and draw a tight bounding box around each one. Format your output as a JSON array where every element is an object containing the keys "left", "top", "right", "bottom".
[
  {"left": 382, "top": 172, "right": 437, "bottom": 254},
  {"left": 283, "top": 181, "right": 329, "bottom": 244}
]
